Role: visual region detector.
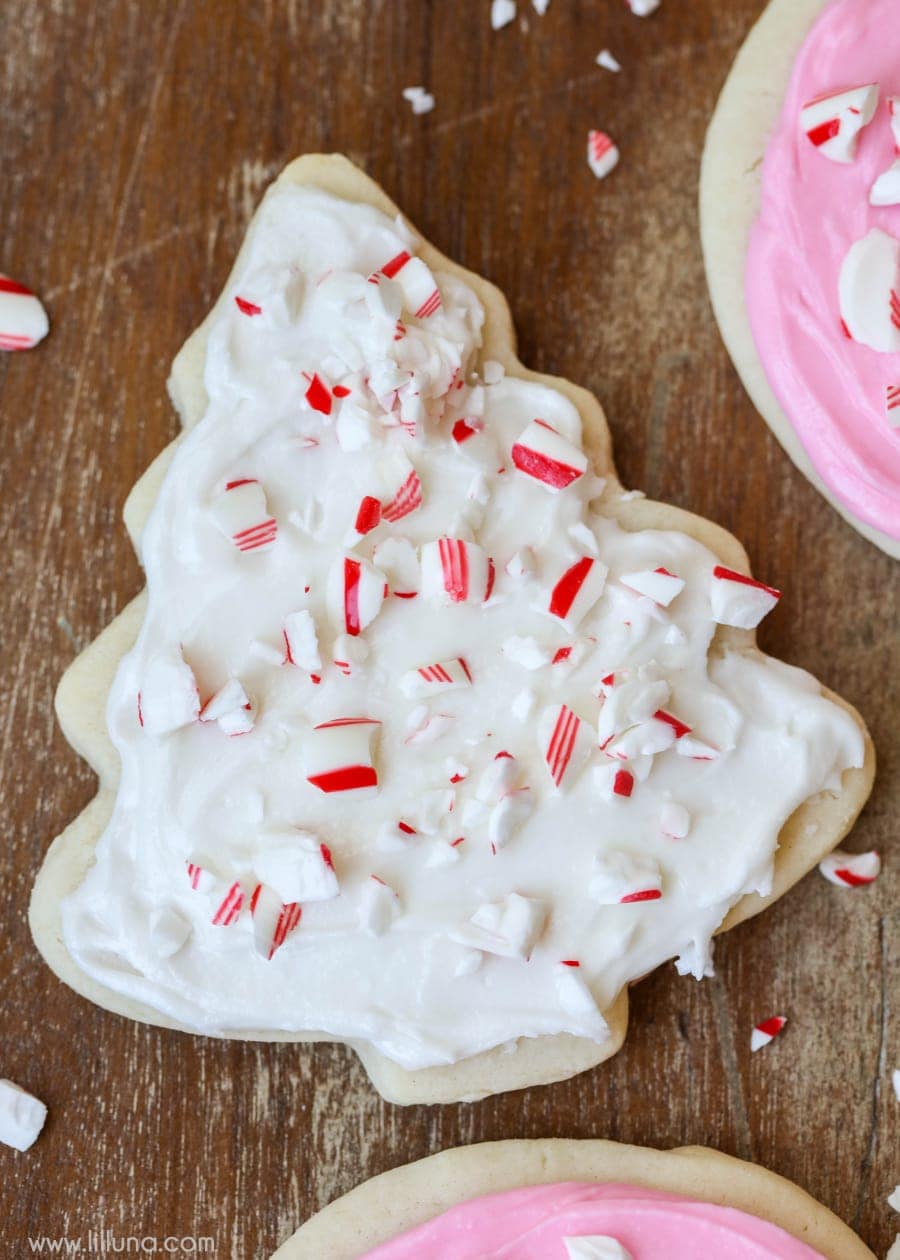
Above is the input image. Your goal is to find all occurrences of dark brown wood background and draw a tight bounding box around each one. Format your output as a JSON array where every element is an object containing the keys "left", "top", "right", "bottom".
[{"left": 1, "top": 1, "right": 897, "bottom": 1256}]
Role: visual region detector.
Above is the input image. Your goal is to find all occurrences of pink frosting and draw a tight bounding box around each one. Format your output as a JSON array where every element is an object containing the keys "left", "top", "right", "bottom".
[
  {"left": 746, "top": 0, "right": 900, "bottom": 540},
  {"left": 362, "top": 1181, "right": 826, "bottom": 1258}
]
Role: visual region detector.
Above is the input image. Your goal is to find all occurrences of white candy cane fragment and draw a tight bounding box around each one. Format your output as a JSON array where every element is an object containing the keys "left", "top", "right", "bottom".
[
  {"left": 306, "top": 718, "right": 380, "bottom": 793},
  {"left": 587, "top": 130, "right": 620, "bottom": 180},
  {"left": 374, "top": 536, "right": 420, "bottom": 599},
  {"left": 451, "top": 893, "right": 547, "bottom": 959},
  {"left": 402, "top": 86, "right": 435, "bottom": 115},
  {"left": 839, "top": 228, "right": 900, "bottom": 353},
  {"left": 332, "top": 632, "right": 369, "bottom": 678},
  {"left": 555, "top": 963, "right": 609, "bottom": 1037},
  {"left": 620, "top": 566, "right": 684, "bottom": 606},
  {"left": 0, "top": 276, "right": 49, "bottom": 351},
  {"left": 404, "top": 708, "right": 454, "bottom": 746},
  {"left": 388, "top": 254, "right": 441, "bottom": 319},
  {"left": 888, "top": 1187, "right": 900, "bottom": 1214},
  {"left": 211, "top": 479, "right": 278, "bottom": 553},
  {"left": 199, "top": 677, "right": 254, "bottom": 736},
  {"left": 539, "top": 703, "right": 592, "bottom": 791},
  {"left": 751, "top": 1015, "right": 787, "bottom": 1052},
  {"left": 491, "top": 0, "right": 517, "bottom": 29},
  {"left": 799, "top": 83, "right": 878, "bottom": 163},
  {"left": 138, "top": 651, "right": 200, "bottom": 735},
  {"left": 660, "top": 801, "right": 691, "bottom": 839},
  {"left": 488, "top": 789, "right": 533, "bottom": 850},
  {"left": 359, "top": 876, "right": 401, "bottom": 935},
  {"left": 212, "top": 880, "right": 246, "bottom": 926},
  {"left": 892, "top": 1068, "right": 900, "bottom": 1103},
  {"left": 565, "top": 1237, "right": 633, "bottom": 1260},
  {"left": 381, "top": 453, "right": 423, "bottom": 522},
  {"left": 283, "top": 609, "right": 322, "bottom": 678},
  {"left": 818, "top": 849, "right": 881, "bottom": 887},
  {"left": 421, "top": 537, "right": 495, "bottom": 605},
  {"left": 250, "top": 884, "right": 302, "bottom": 960},
  {"left": 0, "top": 1080, "right": 47, "bottom": 1152},
  {"left": 503, "top": 636, "right": 552, "bottom": 670},
  {"left": 590, "top": 850, "right": 662, "bottom": 904},
  {"left": 710, "top": 565, "right": 781, "bottom": 629},
  {"left": 596, "top": 50, "right": 622, "bottom": 73},
  {"left": 476, "top": 750, "right": 527, "bottom": 803},
  {"left": 597, "top": 668, "right": 670, "bottom": 749},
  {"left": 626, "top": 0, "right": 659, "bottom": 13},
  {"left": 328, "top": 554, "right": 386, "bottom": 636},
  {"left": 886, "top": 385, "right": 900, "bottom": 426},
  {"left": 505, "top": 547, "right": 536, "bottom": 579},
  {"left": 547, "top": 556, "right": 608, "bottom": 628},
  {"left": 870, "top": 161, "right": 900, "bottom": 207},
  {"left": 511, "top": 419, "right": 587, "bottom": 490},
  {"left": 255, "top": 832, "right": 340, "bottom": 902},
  {"left": 400, "top": 657, "right": 472, "bottom": 698}
]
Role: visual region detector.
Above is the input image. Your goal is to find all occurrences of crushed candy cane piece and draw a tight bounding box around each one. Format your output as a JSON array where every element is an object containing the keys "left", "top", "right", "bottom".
[
  {"left": 303, "top": 372, "right": 333, "bottom": 415},
  {"left": 402, "top": 86, "right": 435, "bottom": 115},
  {"left": 511, "top": 419, "right": 587, "bottom": 491},
  {"left": 839, "top": 228, "right": 900, "bottom": 353},
  {"left": 488, "top": 789, "right": 533, "bottom": 849},
  {"left": 539, "top": 703, "right": 592, "bottom": 791},
  {"left": 886, "top": 384, "right": 900, "bottom": 425},
  {"left": 892, "top": 1068, "right": 900, "bottom": 1102},
  {"left": 0, "top": 276, "right": 49, "bottom": 351},
  {"left": 503, "top": 635, "right": 552, "bottom": 670},
  {"left": 421, "top": 537, "right": 494, "bottom": 605},
  {"left": 452, "top": 893, "right": 547, "bottom": 958},
  {"left": 400, "top": 657, "right": 472, "bottom": 697},
  {"left": 491, "top": 0, "right": 516, "bottom": 30},
  {"left": 255, "top": 832, "right": 340, "bottom": 902},
  {"left": 532, "top": 0, "right": 550, "bottom": 13},
  {"left": 800, "top": 84, "right": 879, "bottom": 164},
  {"left": 212, "top": 880, "right": 245, "bottom": 926},
  {"left": 710, "top": 565, "right": 781, "bottom": 629},
  {"left": 0, "top": 1080, "right": 47, "bottom": 1152},
  {"left": 620, "top": 567, "right": 684, "bottom": 606},
  {"left": 564, "top": 1237, "right": 633, "bottom": 1260},
  {"left": 626, "top": 0, "right": 659, "bottom": 13},
  {"left": 283, "top": 609, "right": 321, "bottom": 674},
  {"left": 596, "top": 50, "right": 622, "bottom": 73},
  {"left": 251, "top": 884, "right": 302, "bottom": 960},
  {"left": 555, "top": 964, "right": 608, "bottom": 1033},
  {"left": 200, "top": 677, "right": 250, "bottom": 725},
  {"left": 211, "top": 479, "right": 278, "bottom": 553},
  {"left": 139, "top": 652, "right": 200, "bottom": 735},
  {"left": 404, "top": 707, "right": 454, "bottom": 746},
  {"left": 818, "top": 849, "right": 881, "bottom": 887},
  {"left": 306, "top": 718, "right": 380, "bottom": 793},
  {"left": 392, "top": 255, "right": 441, "bottom": 319},
  {"left": 374, "top": 535, "right": 419, "bottom": 598},
  {"left": 548, "top": 556, "right": 608, "bottom": 628},
  {"left": 587, "top": 131, "right": 620, "bottom": 180},
  {"left": 359, "top": 877, "right": 401, "bottom": 934},
  {"left": 888, "top": 1186, "right": 900, "bottom": 1214},
  {"left": 660, "top": 801, "right": 690, "bottom": 839},
  {"left": 751, "top": 1015, "right": 787, "bottom": 1052},
  {"left": 870, "top": 161, "right": 900, "bottom": 207},
  {"left": 329, "top": 554, "right": 386, "bottom": 636},
  {"left": 590, "top": 850, "right": 662, "bottom": 904}
]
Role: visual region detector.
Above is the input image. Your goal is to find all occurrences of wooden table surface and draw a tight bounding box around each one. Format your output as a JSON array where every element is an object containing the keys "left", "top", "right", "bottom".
[{"left": 2, "top": 1, "right": 897, "bottom": 1256}]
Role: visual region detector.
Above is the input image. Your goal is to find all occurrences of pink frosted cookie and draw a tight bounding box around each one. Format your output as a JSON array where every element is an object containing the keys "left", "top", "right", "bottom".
[
  {"left": 30, "top": 156, "right": 873, "bottom": 1105},
  {"left": 270, "top": 1140, "right": 875, "bottom": 1259},
  {"left": 702, "top": 0, "right": 900, "bottom": 558}
]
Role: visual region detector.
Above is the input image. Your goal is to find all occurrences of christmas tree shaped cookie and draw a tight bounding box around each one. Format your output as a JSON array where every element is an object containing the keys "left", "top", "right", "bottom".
[{"left": 30, "top": 156, "right": 873, "bottom": 1104}]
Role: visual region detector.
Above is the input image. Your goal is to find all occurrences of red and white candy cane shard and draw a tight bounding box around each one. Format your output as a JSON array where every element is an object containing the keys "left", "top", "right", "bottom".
[
  {"left": 818, "top": 848, "right": 881, "bottom": 888},
  {"left": 799, "top": 83, "right": 879, "bottom": 163},
  {"left": 710, "top": 565, "right": 781, "bottom": 629},
  {"left": 373, "top": 536, "right": 420, "bottom": 598},
  {"left": 381, "top": 464, "right": 423, "bottom": 523},
  {"left": 199, "top": 678, "right": 254, "bottom": 736},
  {"left": 540, "top": 703, "right": 591, "bottom": 791},
  {"left": 421, "top": 537, "right": 494, "bottom": 605},
  {"left": 306, "top": 717, "right": 380, "bottom": 794},
  {"left": 839, "top": 229, "right": 900, "bottom": 353},
  {"left": 139, "top": 652, "right": 200, "bottom": 735},
  {"left": 476, "top": 751, "right": 526, "bottom": 803},
  {"left": 488, "top": 788, "right": 533, "bottom": 850},
  {"left": 453, "top": 893, "right": 547, "bottom": 960},
  {"left": 329, "top": 555, "right": 386, "bottom": 636},
  {"left": 212, "top": 480, "right": 278, "bottom": 554},
  {"left": 653, "top": 708, "right": 692, "bottom": 740},
  {"left": 254, "top": 832, "right": 339, "bottom": 902},
  {"left": 378, "top": 250, "right": 411, "bottom": 280},
  {"left": 751, "top": 1015, "right": 787, "bottom": 1053},
  {"left": 212, "top": 880, "right": 245, "bottom": 927},
  {"left": 511, "top": 419, "right": 587, "bottom": 491},
  {"left": 400, "top": 657, "right": 472, "bottom": 698},
  {"left": 359, "top": 877, "right": 401, "bottom": 935},
  {"left": 676, "top": 733, "right": 720, "bottom": 761},
  {"left": 614, "top": 768, "right": 634, "bottom": 798},
  {"left": 353, "top": 495, "right": 383, "bottom": 537},
  {"left": 590, "top": 850, "right": 663, "bottom": 905},
  {"left": 389, "top": 254, "right": 442, "bottom": 319},
  {"left": 234, "top": 295, "right": 262, "bottom": 316},
  {"left": 303, "top": 372, "right": 333, "bottom": 415},
  {"left": 660, "top": 801, "right": 691, "bottom": 839},
  {"left": 283, "top": 609, "right": 321, "bottom": 674},
  {"left": 885, "top": 385, "right": 900, "bottom": 426},
  {"left": 587, "top": 130, "right": 620, "bottom": 180},
  {"left": 0, "top": 275, "right": 49, "bottom": 351},
  {"left": 250, "top": 883, "right": 302, "bottom": 960},
  {"left": 451, "top": 417, "right": 484, "bottom": 446},
  {"left": 548, "top": 556, "right": 608, "bottom": 628},
  {"left": 620, "top": 566, "right": 685, "bottom": 607},
  {"left": 185, "top": 861, "right": 215, "bottom": 893}
]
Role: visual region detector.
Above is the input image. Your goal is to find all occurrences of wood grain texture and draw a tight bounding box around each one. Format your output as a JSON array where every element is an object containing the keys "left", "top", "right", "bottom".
[{"left": 0, "top": 1, "right": 896, "bottom": 1256}]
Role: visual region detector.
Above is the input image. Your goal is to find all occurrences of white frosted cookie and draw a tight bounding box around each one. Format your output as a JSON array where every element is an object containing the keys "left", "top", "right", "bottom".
[
  {"left": 30, "top": 155, "right": 874, "bottom": 1104},
  {"left": 271, "top": 1139, "right": 875, "bottom": 1258},
  {"left": 701, "top": 0, "right": 900, "bottom": 559}
]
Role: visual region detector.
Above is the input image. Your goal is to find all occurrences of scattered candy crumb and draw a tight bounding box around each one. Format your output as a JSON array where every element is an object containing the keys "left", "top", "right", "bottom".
[
  {"left": 626, "top": 0, "right": 660, "bottom": 14},
  {"left": 587, "top": 130, "right": 620, "bottom": 180},
  {"left": 889, "top": 1186, "right": 900, "bottom": 1214},
  {"left": 532, "top": 0, "right": 550, "bottom": 12},
  {"left": 491, "top": 0, "right": 517, "bottom": 30},
  {"left": 818, "top": 849, "right": 881, "bottom": 887},
  {"left": 402, "top": 86, "right": 435, "bottom": 115},
  {"left": 596, "top": 49, "right": 622, "bottom": 73},
  {"left": 0, "top": 1079, "right": 47, "bottom": 1152},
  {"left": 0, "top": 275, "right": 49, "bottom": 351},
  {"left": 751, "top": 1016, "right": 787, "bottom": 1053}
]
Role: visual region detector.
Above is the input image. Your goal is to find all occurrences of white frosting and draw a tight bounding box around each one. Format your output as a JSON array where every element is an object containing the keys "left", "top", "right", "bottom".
[{"left": 60, "top": 185, "right": 864, "bottom": 1071}]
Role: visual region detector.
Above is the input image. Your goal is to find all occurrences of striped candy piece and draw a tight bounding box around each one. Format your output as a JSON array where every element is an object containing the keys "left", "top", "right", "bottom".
[
  {"left": 751, "top": 1015, "right": 787, "bottom": 1052},
  {"left": 0, "top": 275, "right": 49, "bottom": 351},
  {"left": 306, "top": 718, "right": 380, "bottom": 794},
  {"left": 819, "top": 849, "right": 881, "bottom": 888}
]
